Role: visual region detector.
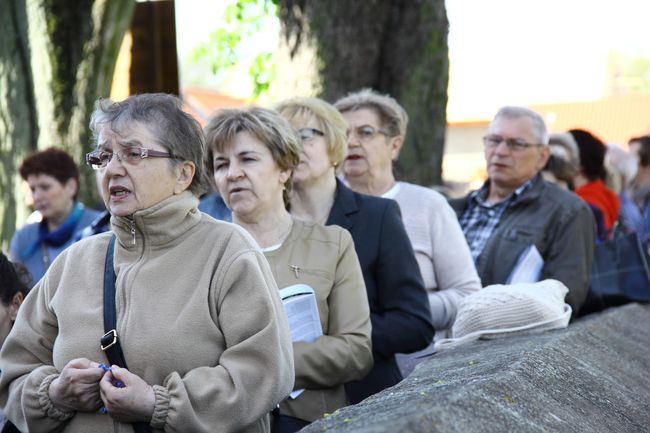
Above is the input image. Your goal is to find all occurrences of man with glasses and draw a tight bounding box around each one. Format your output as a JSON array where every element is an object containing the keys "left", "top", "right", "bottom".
[{"left": 451, "top": 106, "right": 595, "bottom": 315}]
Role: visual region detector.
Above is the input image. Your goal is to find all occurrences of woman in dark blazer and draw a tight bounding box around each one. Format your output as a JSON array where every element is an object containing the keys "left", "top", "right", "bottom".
[{"left": 277, "top": 97, "right": 434, "bottom": 404}]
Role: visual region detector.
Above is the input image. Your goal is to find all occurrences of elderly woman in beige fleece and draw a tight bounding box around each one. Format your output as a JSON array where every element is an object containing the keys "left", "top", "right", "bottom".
[{"left": 0, "top": 93, "right": 294, "bottom": 433}]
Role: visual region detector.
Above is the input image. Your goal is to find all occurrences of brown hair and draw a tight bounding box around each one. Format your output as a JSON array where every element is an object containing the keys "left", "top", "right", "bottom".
[
  {"left": 204, "top": 107, "right": 301, "bottom": 207},
  {"left": 569, "top": 129, "right": 607, "bottom": 181},
  {"left": 543, "top": 154, "right": 577, "bottom": 189},
  {"left": 630, "top": 135, "right": 650, "bottom": 167},
  {"left": 19, "top": 147, "right": 79, "bottom": 197},
  {"left": 0, "top": 252, "right": 30, "bottom": 305}
]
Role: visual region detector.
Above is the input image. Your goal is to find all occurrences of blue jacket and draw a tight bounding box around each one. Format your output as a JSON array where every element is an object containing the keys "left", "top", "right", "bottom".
[
  {"left": 450, "top": 175, "right": 595, "bottom": 314},
  {"left": 198, "top": 192, "right": 232, "bottom": 222},
  {"left": 327, "top": 180, "right": 434, "bottom": 403},
  {"left": 10, "top": 206, "right": 101, "bottom": 284}
]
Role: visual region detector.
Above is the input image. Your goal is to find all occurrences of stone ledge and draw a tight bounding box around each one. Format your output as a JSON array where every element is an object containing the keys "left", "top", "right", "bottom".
[{"left": 302, "top": 303, "right": 650, "bottom": 433}]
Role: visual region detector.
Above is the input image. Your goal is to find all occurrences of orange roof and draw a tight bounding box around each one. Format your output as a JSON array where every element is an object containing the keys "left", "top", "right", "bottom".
[
  {"left": 182, "top": 88, "right": 249, "bottom": 126},
  {"left": 531, "top": 93, "right": 650, "bottom": 145}
]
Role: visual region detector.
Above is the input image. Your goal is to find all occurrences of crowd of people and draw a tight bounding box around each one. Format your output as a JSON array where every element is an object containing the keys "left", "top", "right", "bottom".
[{"left": 1, "top": 90, "right": 648, "bottom": 433}]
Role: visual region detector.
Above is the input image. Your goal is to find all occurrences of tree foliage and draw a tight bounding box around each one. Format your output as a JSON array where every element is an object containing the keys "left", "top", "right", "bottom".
[
  {"left": 278, "top": 0, "right": 449, "bottom": 186},
  {"left": 621, "top": 55, "right": 650, "bottom": 93},
  {"left": 0, "top": 0, "right": 134, "bottom": 249},
  {"left": 193, "top": 0, "right": 279, "bottom": 98},
  {"left": 192, "top": 0, "right": 450, "bottom": 185}
]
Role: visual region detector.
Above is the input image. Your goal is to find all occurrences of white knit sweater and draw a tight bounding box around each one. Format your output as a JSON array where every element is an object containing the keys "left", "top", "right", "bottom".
[{"left": 384, "top": 182, "right": 481, "bottom": 334}]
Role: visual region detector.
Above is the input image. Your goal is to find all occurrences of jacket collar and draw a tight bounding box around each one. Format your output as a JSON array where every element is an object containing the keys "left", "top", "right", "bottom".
[
  {"left": 510, "top": 173, "right": 545, "bottom": 205},
  {"left": 326, "top": 178, "right": 359, "bottom": 229},
  {"left": 473, "top": 172, "right": 545, "bottom": 207},
  {"left": 111, "top": 191, "right": 201, "bottom": 250}
]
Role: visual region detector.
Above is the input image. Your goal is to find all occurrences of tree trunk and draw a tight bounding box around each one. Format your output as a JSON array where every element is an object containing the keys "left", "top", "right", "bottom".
[
  {"left": 0, "top": 0, "right": 134, "bottom": 250},
  {"left": 278, "top": 0, "right": 449, "bottom": 187},
  {"left": 0, "top": 1, "right": 38, "bottom": 250}
]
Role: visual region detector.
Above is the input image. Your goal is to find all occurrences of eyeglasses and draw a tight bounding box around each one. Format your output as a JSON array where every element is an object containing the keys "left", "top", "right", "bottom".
[
  {"left": 298, "top": 128, "right": 325, "bottom": 142},
  {"left": 85, "top": 147, "right": 178, "bottom": 170},
  {"left": 346, "top": 126, "right": 390, "bottom": 143},
  {"left": 483, "top": 135, "right": 542, "bottom": 152}
]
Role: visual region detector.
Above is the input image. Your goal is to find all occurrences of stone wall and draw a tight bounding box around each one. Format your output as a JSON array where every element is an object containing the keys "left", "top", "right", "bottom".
[{"left": 302, "top": 303, "right": 650, "bottom": 433}]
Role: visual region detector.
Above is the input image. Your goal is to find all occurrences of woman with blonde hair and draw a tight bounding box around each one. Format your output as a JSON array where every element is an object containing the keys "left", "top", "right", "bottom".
[{"left": 277, "top": 97, "right": 433, "bottom": 403}]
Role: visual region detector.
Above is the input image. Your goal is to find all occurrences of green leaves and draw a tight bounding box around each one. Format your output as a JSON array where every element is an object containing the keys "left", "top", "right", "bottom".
[
  {"left": 192, "top": 0, "right": 278, "bottom": 98},
  {"left": 249, "top": 51, "right": 275, "bottom": 97}
]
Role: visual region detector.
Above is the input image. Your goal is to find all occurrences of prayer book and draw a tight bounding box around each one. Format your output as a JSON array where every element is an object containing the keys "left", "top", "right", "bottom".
[
  {"left": 507, "top": 244, "right": 544, "bottom": 284},
  {"left": 279, "top": 284, "right": 323, "bottom": 399}
]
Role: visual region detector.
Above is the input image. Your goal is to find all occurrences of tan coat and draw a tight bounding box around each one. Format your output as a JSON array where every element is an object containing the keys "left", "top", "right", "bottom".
[
  {"left": 0, "top": 192, "right": 294, "bottom": 433},
  {"left": 263, "top": 219, "right": 372, "bottom": 422}
]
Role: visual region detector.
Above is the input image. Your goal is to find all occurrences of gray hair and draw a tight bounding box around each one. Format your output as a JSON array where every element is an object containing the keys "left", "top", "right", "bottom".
[
  {"left": 493, "top": 106, "right": 549, "bottom": 146},
  {"left": 606, "top": 143, "right": 638, "bottom": 186},
  {"left": 549, "top": 131, "right": 580, "bottom": 167},
  {"left": 334, "top": 88, "right": 408, "bottom": 139},
  {"left": 203, "top": 106, "right": 301, "bottom": 207},
  {"left": 89, "top": 93, "right": 208, "bottom": 196}
]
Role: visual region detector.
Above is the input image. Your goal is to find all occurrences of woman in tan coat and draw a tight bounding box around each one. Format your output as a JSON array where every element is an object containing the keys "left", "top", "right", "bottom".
[
  {"left": 204, "top": 106, "right": 372, "bottom": 428},
  {"left": 0, "top": 94, "right": 294, "bottom": 433}
]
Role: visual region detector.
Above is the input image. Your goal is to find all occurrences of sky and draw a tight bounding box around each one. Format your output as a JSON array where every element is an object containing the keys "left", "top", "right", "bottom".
[
  {"left": 175, "top": 0, "right": 650, "bottom": 120},
  {"left": 175, "top": 0, "right": 229, "bottom": 60},
  {"left": 445, "top": 0, "right": 650, "bottom": 120}
]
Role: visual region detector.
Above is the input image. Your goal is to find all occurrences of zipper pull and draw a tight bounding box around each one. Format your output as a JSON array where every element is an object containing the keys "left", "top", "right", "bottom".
[
  {"left": 130, "top": 220, "right": 136, "bottom": 245},
  {"left": 290, "top": 265, "right": 300, "bottom": 279}
]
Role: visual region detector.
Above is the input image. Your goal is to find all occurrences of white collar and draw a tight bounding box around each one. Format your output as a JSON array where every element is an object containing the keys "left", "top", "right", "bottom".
[{"left": 381, "top": 182, "right": 401, "bottom": 199}]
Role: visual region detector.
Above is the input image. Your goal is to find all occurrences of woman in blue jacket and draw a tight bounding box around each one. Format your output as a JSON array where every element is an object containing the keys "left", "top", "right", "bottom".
[{"left": 10, "top": 148, "right": 100, "bottom": 283}]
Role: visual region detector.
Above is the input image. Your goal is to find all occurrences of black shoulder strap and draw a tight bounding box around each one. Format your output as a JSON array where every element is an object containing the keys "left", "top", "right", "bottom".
[
  {"left": 101, "top": 235, "right": 129, "bottom": 369},
  {"left": 101, "top": 235, "right": 152, "bottom": 433},
  {"left": 0, "top": 420, "right": 22, "bottom": 433}
]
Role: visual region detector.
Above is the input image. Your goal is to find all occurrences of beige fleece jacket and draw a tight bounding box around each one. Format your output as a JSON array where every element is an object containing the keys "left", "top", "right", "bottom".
[
  {"left": 263, "top": 219, "right": 372, "bottom": 422},
  {"left": 0, "top": 192, "right": 294, "bottom": 433}
]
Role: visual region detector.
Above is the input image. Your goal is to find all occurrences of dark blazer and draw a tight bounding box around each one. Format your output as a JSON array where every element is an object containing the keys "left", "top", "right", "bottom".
[{"left": 327, "top": 180, "right": 434, "bottom": 404}]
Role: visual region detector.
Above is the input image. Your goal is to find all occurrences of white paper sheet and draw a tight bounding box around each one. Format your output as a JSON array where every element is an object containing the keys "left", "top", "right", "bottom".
[
  {"left": 279, "top": 284, "right": 323, "bottom": 399},
  {"left": 507, "top": 244, "right": 544, "bottom": 284}
]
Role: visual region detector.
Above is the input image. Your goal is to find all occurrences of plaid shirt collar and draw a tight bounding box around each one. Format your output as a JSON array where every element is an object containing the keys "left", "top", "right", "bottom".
[
  {"left": 469, "top": 175, "right": 537, "bottom": 209},
  {"left": 461, "top": 175, "right": 539, "bottom": 261}
]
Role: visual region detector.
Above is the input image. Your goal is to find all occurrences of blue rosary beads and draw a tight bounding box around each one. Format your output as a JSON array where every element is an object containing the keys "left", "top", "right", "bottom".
[{"left": 98, "top": 363, "right": 125, "bottom": 414}]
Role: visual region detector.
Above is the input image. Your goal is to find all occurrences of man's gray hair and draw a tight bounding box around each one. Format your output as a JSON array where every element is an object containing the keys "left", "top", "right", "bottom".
[
  {"left": 90, "top": 93, "right": 208, "bottom": 196},
  {"left": 493, "top": 106, "right": 549, "bottom": 146}
]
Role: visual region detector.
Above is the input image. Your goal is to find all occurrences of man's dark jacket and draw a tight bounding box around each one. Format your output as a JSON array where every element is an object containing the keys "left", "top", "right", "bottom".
[
  {"left": 327, "top": 180, "right": 434, "bottom": 404},
  {"left": 449, "top": 175, "right": 595, "bottom": 314}
]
